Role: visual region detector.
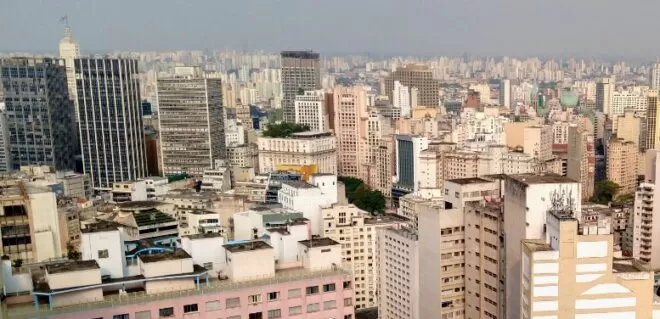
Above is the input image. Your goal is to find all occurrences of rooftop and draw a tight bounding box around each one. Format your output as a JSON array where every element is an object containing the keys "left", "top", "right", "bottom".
[
  {"left": 45, "top": 260, "right": 99, "bottom": 274},
  {"left": 507, "top": 173, "right": 576, "bottom": 186},
  {"left": 522, "top": 239, "right": 553, "bottom": 252},
  {"left": 81, "top": 219, "right": 122, "bottom": 234},
  {"left": 299, "top": 237, "right": 340, "bottom": 248},
  {"left": 386, "top": 226, "right": 419, "bottom": 241},
  {"left": 138, "top": 249, "right": 191, "bottom": 263},
  {"left": 281, "top": 180, "right": 317, "bottom": 189},
  {"left": 184, "top": 232, "right": 223, "bottom": 240},
  {"left": 364, "top": 214, "right": 410, "bottom": 225},
  {"left": 118, "top": 200, "right": 162, "bottom": 210},
  {"left": 290, "top": 131, "right": 333, "bottom": 138},
  {"left": 446, "top": 177, "right": 492, "bottom": 185},
  {"left": 613, "top": 258, "right": 651, "bottom": 273},
  {"left": 134, "top": 209, "right": 177, "bottom": 227},
  {"left": 223, "top": 240, "right": 272, "bottom": 253}
]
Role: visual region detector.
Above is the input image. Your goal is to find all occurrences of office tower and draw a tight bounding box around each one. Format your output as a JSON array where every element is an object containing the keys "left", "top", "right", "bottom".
[
  {"left": 499, "top": 79, "right": 511, "bottom": 108},
  {"left": 321, "top": 204, "right": 408, "bottom": 309},
  {"left": 58, "top": 24, "right": 80, "bottom": 122},
  {"left": 465, "top": 201, "right": 504, "bottom": 319},
  {"left": 607, "top": 138, "right": 637, "bottom": 195},
  {"left": 157, "top": 66, "right": 225, "bottom": 176},
  {"left": 281, "top": 51, "right": 321, "bottom": 122},
  {"left": 521, "top": 210, "right": 655, "bottom": 319},
  {"left": 332, "top": 86, "right": 369, "bottom": 180},
  {"left": 258, "top": 131, "right": 337, "bottom": 175},
  {"left": 75, "top": 58, "right": 147, "bottom": 189},
  {"left": 504, "top": 173, "right": 580, "bottom": 319},
  {"left": 596, "top": 77, "right": 614, "bottom": 116},
  {"left": 294, "top": 90, "right": 327, "bottom": 132},
  {"left": 394, "top": 135, "right": 429, "bottom": 193},
  {"left": 567, "top": 125, "right": 595, "bottom": 199},
  {"left": 384, "top": 65, "right": 439, "bottom": 108},
  {"left": 418, "top": 203, "right": 465, "bottom": 319},
  {"left": 374, "top": 136, "right": 395, "bottom": 198},
  {"left": 0, "top": 57, "right": 77, "bottom": 170},
  {"left": 646, "top": 91, "right": 660, "bottom": 150},
  {"left": 0, "top": 109, "right": 10, "bottom": 172},
  {"left": 377, "top": 226, "right": 419, "bottom": 319},
  {"left": 393, "top": 81, "right": 412, "bottom": 118},
  {"left": 616, "top": 112, "right": 641, "bottom": 147},
  {"left": 651, "top": 63, "right": 660, "bottom": 90},
  {"left": 523, "top": 125, "right": 552, "bottom": 161}
]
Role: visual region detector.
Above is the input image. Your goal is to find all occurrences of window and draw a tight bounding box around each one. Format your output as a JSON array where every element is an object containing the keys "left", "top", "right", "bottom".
[
  {"left": 289, "top": 306, "right": 302, "bottom": 315},
  {"left": 203, "top": 262, "right": 213, "bottom": 270},
  {"left": 267, "top": 291, "right": 280, "bottom": 301},
  {"left": 344, "top": 298, "right": 353, "bottom": 306},
  {"left": 288, "top": 288, "right": 301, "bottom": 299},
  {"left": 306, "top": 286, "right": 319, "bottom": 295},
  {"left": 343, "top": 281, "right": 352, "bottom": 288},
  {"left": 226, "top": 297, "right": 240, "bottom": 308},
  {"left": 323, "top": 283, "right": 336, "bottom": 292},
  {"left": 248, "top": 294, "right": 262, "bottom": 304},
  {"left": 344, "top": 315, "right": 353, "bottom": 319},
  {"left": 205, "top": 300, "right": 221, "bottom": 311},
  {"left": 324, "top": 300, "right": 337, "bottom": 309},
  {"left": 183, "top": 304, "right": 198, "bottom": 313},
  {"left": 267, "top": 309, "right": 282, "bottom": 318},
  {"left": 159, "top": 307, "right": 174, "bottom": 317},
  {"left": 307, "top": 303, "right": 320, "bottom": 313},
  {"left": 98, "top": 249, "right": 109, "bottom": 259},
  {"left": 249, "top": 313, "right": 263, "bottom": 319},
  {"left": 113, "top": 315, "right": 129, "bottom": 319},
  {"left": 135, "top": 311, "right": 151, "bottom": 319}
]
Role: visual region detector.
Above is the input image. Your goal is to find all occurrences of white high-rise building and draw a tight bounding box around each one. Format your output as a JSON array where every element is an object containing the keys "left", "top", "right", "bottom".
[
  {"left": 393, "top": 81, "right": 412, "bottom": 118},
  {"left": 58, "top": 23, "right": 80, "bottom": 122},
  {"left": 377, "top": 226, "right": 419, "bottom": 319},
  {"left": 294, "top": 90, "right": 327, "bottom": 132},
  {"left": 651, "top": 63, "right": 660, "bottom": 90},
  {"left": 596, "top": 77, "right": 615, "bottom": 116},
  {"left": 499, "top": 79, "right": 511, "bottom": 108}
]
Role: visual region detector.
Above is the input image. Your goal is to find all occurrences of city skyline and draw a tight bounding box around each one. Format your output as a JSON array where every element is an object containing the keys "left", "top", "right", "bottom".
[{"left": 3, "top": 0, "right": 660, "bottom": 59}]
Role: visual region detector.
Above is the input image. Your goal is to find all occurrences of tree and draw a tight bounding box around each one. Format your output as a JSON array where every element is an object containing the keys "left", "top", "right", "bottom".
[
  {"left": 338, "top": 176, "right": 386, "bottom": 215},
  {"left": 262, "top": 123, "right": 310, "bottom": 138},
  {"left": 592, "top": 180, "right": 620, "bottom": 204},
  {"left": 66, "top": 242, "right": 81, "bottom": 260}
]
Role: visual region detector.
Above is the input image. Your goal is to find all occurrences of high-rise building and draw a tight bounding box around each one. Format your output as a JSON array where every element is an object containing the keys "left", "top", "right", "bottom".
[
  {"left": 567, "top": 125, "right": 595, "bottom": 200},
  {"left": 607, "top": 138, "right": 637, "bottom": 195},
  {"left": 281, "top": 51, "right": 321, "bottom": 123},
  {"left": 157, "top": 66, "right": 225, "bottom": 176},
  {"left": 58, "top": 24, "right": 80, "bottom": 122},
  {"left": 294, "top": 90, "right": 327, "bottom": 132},
  {"left": 499, "top": 79, "right": 511, "bottom": 108},
  {"left": 521, "top": 209, "right": 656, "bottom": 319},
  {"left": 394, "top": 135, "right": 429, "bottom": 192},
  {"left": 504, "top": 173, "right": 580, "bottom": 319},
  {"left": 384, "top": 65, "right": 439, "bottom": 108},
  {"left": 75, "top": 58, "right": 147, "bottom": 189},
  {"left": 596, "top": 77, "right": 614, "bottom": 116},
  {"left": 523, "top": 125, "right": 552, "bottom": 161},
  {"left": 631, "top": 182, "right": 658, "bottom": 269},
  {"left": 650, "top": 63, "right": 660, "bottom": 90},
  {"left": 0, "top": 57, "right": 77, "bottom": 171},
  {"left": 646, "top": 90, "right": 660, "bottom": 150},
  {"left": 377, "top": 226, "right": 419, "bottom": 319},
  {"left": 392, "top": 81, "right": 412, "bottom": 118},
  {"left": 332, "top": 86, "right": 369, "bottom": 180},
  {"left": 616, "top": 112, "right": 641, "bottom": 147}
]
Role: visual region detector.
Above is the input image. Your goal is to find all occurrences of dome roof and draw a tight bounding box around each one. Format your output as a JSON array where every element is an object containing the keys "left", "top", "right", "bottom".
[{"left": 559, "top": 88, "right": 578, "bottom": 107}]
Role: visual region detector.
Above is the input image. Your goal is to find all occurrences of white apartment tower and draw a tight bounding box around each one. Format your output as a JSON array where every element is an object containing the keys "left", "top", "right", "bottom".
[
  {"left": 58, "top": 23, "right": 80, "bottom": 122},
  {"left": 651, "top": 63, "right": 660, "bottom": 90},
  {"left": 294, "top": 90, "right": 327, "bottom": 132},
  {"left": 499, "top": 79, "right": 511, "bottom": 108},
  {"left": 393, "top": 81, "right": 412, "bottom": 118},
  {"left": 596, "top": 77, "right": 615, "bottom": 116}
]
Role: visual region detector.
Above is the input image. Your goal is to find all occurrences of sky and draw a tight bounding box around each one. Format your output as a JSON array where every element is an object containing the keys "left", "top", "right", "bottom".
[{"left": 1, "top": 0, "right": 659, "bottom": 58}]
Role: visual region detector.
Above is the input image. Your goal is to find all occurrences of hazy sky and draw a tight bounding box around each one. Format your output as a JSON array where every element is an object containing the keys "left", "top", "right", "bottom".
[{"left": 2, "top": 0, "right": 659, "bottom": 58}]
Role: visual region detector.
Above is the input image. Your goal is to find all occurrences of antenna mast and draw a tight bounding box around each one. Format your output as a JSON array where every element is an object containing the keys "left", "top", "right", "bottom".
[{"left": 60, "top": 15, "right": 72, "bottom": 37}]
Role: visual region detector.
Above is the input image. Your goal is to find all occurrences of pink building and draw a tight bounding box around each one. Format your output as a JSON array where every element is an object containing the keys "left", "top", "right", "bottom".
[
  {"left": 332, "top": 86, "right": 369, "bottom": 181},
  {"left": 6, "top": 238, "right": 355, "bottom": 319}
]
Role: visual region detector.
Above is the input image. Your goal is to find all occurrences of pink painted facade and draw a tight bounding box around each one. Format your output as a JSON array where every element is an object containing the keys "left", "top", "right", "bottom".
[{"left": 16, "top": 272, "right": 354, "bottom": 319}]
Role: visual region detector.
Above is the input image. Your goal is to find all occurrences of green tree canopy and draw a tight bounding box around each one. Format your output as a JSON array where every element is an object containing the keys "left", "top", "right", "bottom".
[
  {"left": 262, "top": 122, "right": 310, "bottom": 138},
  {"left": 591, "top": 180, "right": 620, "bottom": 204},
  {"left": 338, "top": 176, "right": 386, "bottom": 214}
]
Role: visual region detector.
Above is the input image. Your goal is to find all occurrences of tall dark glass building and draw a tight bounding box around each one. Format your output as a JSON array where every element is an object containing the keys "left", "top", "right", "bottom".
[
  {"left": 75, "top": 58, "right": 147, "bottom": 189},
  {"left": 280, "top": 51, "right": 321, "bottom": 123},
  {"left": 0, "top": 57, "right": 77, "bottom": 171}
]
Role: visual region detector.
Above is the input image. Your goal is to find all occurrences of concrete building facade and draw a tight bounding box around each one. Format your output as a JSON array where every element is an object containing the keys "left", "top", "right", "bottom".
[
  {"left": 281, "top": 51, "right": 321, "bottom": 123},
  {"left": 257, "top": 131, "right": 337, "bottom": 175}
]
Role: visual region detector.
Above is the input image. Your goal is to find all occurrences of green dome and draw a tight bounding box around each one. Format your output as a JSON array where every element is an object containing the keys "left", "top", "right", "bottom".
[{"left": 559, "top": 88, "right": 578, "bottom": 107}]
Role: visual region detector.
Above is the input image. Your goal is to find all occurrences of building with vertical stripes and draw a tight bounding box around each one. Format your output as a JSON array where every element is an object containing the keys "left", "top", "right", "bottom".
[
  {"left": 74, "top": 58, "right": 147, "bottom": 189},
  {"left": 281, "top": 51, "right": 321, "bottom": 123}
]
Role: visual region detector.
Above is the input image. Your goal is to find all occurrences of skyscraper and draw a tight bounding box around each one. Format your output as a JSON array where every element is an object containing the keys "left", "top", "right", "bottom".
[
  {"left": 58, "top": 24, "right": 80, "bottom": 122},
  {"left": 157, "top": 66, "right": 225, "bottom": 176},
  {"left": 596, "top": 77, "right": 614, "bottom": 116},
  {"left": 75, "top": 58, "right": 147, "bottom": 189},
  {"left": 331, "top": 85, "right": 369, "bottom": 180},
  {"left": 293, "top": 90, "right": 327, "bottom": 132},
  {"left": 607, "top": 138, "right": 637, "bottom": 195},
  {"left": 0, "top": 57, "right": 77, "bottom": 170},
  {"left": 499, "top": 79, "right": 511, "bottom": 108},
  {"left": 384, "top": 65, "right": 439, "bottom": 108},
  {"left": 646, "top": 91, "right": 660, "bottom": 150},
  {"left": 281, "top": 51, "right": 321, "bottom": 123},
  {"left": 392, "top": 80, "right": 411, "bottom": 118},
  {"left": 650, "top": 63, "right": 660, "bottom": 90}
]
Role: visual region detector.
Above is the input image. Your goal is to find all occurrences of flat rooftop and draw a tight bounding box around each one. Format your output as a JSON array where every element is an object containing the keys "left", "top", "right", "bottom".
[
  {"left": 138, "top": 249, "right": 191, "bottom": 263},
  {"left": 507, "top": 173, "right": 576, "bottom": 185},
  {"left": 299, "top": 237, "right": 340, "bottom": 248},
  {"left": 81, "top": 219, "right": 122, "bottom": 234},
  {"left": 184, "top": 232, "right": 223, "bottom": 240},
  {"left": 46, "top": 260, "right": 99, "bottom": 274},
  {"left": 282, "top": 180, "right": 316, "bottom": 189},
  {"left": 364, "top": 214, "right": 410, "bottom": 225},
  {"left": 446, "top": 177, "right": 492, "bottom": 185},
  {"left": 223, "top": 240, "right": 272, "bottom": 253},
  {"left": 522, "top": 239, "right": 553, "bottom": 252},
  {"left": 118, "top": 200, "right": 162, "bottom": 209}
]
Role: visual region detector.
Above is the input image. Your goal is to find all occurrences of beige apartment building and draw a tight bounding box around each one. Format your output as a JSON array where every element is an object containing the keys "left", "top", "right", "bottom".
[
  {"left": 568, "top": 125, "right": 595, "bottom": 199},
  {"left": 607, "top": 138, "right": 638, "bottom": 195},
  {"left": 616, "top": 112, "right": 641, "bottom": 147},
  {"left": 646, "top": 90, "right": 660, "bottom": 150},
  {"left": 331, "top": 86, "right": 369, "bottom": 180},
  {"left": 372, "top": 136, "right": 395, "bottom": 198},
  {"left": 631, "top": 183, "right": 659, "bottom": 269},
  {"left": 521, "top": 210, "right": 657, "bottom": 319},
  {"left": 257, "top": 131, "right": 337, "bottom": 174},
  {"left": 321, "top": 204, "right": 409, "bottom": 310},
  {"left": 523, "top": 125, "right": 553, "bottom": 161},
  {"left": 384, "top": 64, "right": 439, "bottom": 107}
]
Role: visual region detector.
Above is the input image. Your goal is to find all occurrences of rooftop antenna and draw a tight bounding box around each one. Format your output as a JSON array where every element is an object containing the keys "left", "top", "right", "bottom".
[{"left": 60, "top": 15, "right": 72, "bottom": 37}]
